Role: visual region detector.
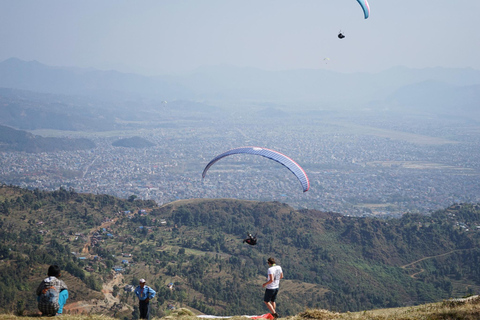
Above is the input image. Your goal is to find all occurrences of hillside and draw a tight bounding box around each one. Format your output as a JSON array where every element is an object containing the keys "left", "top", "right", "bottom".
[
  {"left": 0, "top": 87, "right": 224, "bottom": 132},
  {"left": 0, "top": 124, "right": 95, "bottom": 152},
  {"left": 112, "top": 136, "right": 156, "bottom": 149},
  {"left": 1, "top": 185, "right": 480, "bottom": 318}
]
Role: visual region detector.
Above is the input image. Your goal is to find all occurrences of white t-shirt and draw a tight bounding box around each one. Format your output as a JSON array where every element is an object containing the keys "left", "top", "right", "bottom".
[{"left": 266, "top": 265, "right": 283, "bottom": 289}]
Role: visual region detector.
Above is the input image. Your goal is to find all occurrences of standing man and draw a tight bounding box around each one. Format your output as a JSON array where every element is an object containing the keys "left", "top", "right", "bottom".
[
  {"left": 135, "top": 278, "right": 156, "bottom": 319},
  {"left": 262, "top": 257, "right": 283, "bottom": 318}
]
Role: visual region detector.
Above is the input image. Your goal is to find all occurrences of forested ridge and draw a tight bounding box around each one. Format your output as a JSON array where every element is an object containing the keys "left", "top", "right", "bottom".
[
  {"left": 112, "top": 136, "right": 155, "bottom": 149},
  {"left": 0, "top": 125, "right": 95, "bottom": 152},
  {"left": 1, "top": 185, "right": 480, "bottom": 318}
]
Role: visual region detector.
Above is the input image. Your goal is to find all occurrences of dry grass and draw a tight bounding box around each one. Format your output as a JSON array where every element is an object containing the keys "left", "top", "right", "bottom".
[
  {"left": 286, "top": 296, "right": 480, "bottom": 320},
  {"left": 0, "top": 315, "right": 115, "bottom": 320},
  {"left": 2, "top": 297, "right": 480, "bottom": 320}
]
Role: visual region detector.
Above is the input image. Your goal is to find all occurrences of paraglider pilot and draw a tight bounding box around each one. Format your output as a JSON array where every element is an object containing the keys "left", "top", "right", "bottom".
[{"left": 243, "top": 233, "right": 257, "bottom": 245}]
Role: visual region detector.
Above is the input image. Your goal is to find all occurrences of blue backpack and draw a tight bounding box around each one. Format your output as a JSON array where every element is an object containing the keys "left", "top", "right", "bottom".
[{"left": 39, "top": 279, "right": 60, "bottom": 308}]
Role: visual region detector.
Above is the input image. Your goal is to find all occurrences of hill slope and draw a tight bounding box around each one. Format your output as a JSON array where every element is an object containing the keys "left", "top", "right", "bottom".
[
  {"left": 0, "top": 125, "right": 95, "bottom": 152},
  {"left": 1, "top": 185, "right": 480, "bottom": 318},
  {"left": 112, "top": 136, "right": 156, "bottom": 149}
]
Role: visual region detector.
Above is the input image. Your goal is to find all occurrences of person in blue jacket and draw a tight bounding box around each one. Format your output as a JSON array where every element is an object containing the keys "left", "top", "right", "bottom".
[{"left": 135, "top": 278, "right": 156, "bottom": 319}]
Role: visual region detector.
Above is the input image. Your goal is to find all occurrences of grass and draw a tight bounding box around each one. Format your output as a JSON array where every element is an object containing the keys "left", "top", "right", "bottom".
[
  {"left": 290, "top": 296, "right": 480, "bottom": 320},
  {"left": 4, "top": 296, "right": 480, "bottom": 320}
]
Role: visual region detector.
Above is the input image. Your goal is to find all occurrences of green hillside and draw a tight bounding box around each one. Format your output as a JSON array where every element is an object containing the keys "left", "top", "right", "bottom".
[{"left": 1, "top": 185, "right": 480, "bottom": 318}]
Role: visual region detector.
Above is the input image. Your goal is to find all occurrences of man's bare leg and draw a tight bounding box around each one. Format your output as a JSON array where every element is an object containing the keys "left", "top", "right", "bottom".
[{"left": 264, "top": 301, "right": 275, "bottom": 314}]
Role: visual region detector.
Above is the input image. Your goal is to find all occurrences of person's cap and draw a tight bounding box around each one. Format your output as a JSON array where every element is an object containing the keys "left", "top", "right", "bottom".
[{"left": 139, "top": 278, "right": 146, "bottom": 283}]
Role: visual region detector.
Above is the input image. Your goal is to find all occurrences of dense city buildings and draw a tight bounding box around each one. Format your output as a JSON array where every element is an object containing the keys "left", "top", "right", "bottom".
[{"left": 1, "top": 113, "right": 479, "bottom": 217}]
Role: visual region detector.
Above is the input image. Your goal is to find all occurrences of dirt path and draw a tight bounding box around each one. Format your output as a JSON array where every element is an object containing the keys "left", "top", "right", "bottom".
[
  {"left": 66, "top": 218, "right": 131, "bottom": 315},
  {"left": 64, "top": 273, "right": 131, "bottom": 315},
  {"left": 400, "top": 249, "right": 467, "bottom": 279},
  {"left": 82, "top": 218, "right": 118, "bottom": 255},
  {"left": 101, "top": 273, "right": 124, "bottom": 305}
]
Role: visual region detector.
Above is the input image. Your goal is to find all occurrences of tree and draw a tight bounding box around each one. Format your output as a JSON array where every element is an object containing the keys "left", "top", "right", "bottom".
[{"left": 113, "top": 285, "right": 120, "bottom": 297}]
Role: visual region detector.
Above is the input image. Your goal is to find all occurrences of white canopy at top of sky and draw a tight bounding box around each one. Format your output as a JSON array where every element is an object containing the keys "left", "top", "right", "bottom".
[{"left": 1, "top": 0, "right": 479, "bottom": 75}]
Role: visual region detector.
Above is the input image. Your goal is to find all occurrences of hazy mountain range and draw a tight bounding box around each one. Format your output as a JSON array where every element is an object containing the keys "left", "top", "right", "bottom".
[{"left": 1, "top": 58, "right": 479, "bottom": 117}]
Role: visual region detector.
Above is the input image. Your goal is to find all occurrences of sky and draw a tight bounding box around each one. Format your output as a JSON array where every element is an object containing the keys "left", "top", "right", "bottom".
[{"left": 1, "top": 0, "right": 480, "bottom": 76}]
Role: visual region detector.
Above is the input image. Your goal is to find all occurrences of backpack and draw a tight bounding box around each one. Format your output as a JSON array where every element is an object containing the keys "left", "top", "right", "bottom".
[{"left": 39, "top": 279, "right": 60, "bottom": 309}]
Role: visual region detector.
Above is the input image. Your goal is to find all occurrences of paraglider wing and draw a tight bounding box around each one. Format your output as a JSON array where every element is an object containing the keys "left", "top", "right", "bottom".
[
  {"left": 202, "top": 147, "right": 310, "bottom": 192},
  {"left": 356, "top": 0, "right": 370, "bottom": 19}
]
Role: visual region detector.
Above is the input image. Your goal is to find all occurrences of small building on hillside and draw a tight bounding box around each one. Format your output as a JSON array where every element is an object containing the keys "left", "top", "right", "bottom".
[{"left": 113, "top": 266, "right": 124, "bottom": 272}]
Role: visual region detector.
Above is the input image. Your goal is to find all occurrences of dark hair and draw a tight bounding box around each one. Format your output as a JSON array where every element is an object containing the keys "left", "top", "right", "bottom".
[
  {"left": 267, "top": 257, "right": 276, "bottom": 265},
  {"left": 48, "top": 265, "right": 61, "bottom": 277}
]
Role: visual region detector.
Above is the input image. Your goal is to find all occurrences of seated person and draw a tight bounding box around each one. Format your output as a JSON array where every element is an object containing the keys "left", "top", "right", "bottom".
[{"left": 36, "top": 265, "right": 69, "bottom": 316}]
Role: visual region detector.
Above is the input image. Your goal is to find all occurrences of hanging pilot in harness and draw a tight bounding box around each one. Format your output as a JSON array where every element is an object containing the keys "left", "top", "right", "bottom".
[{"left": 243, "top": 233, "right": 257, "bottom": 246}]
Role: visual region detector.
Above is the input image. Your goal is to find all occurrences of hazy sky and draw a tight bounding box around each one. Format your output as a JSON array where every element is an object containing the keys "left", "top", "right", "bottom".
[{"left": 1, "top": 0, "right": 479, "bottom": 75}]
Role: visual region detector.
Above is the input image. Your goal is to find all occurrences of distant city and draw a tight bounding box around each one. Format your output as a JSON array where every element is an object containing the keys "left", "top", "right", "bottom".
[{"left": 1, "top": 111, "right": 479, "bottom": 218}]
